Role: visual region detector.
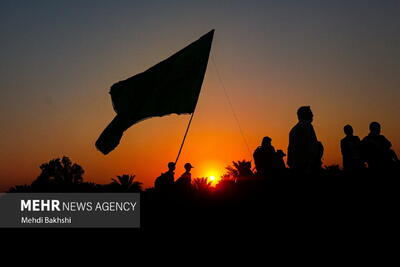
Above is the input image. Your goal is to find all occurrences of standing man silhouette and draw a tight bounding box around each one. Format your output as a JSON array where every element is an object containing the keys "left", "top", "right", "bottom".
[
  {"left": 154, "top": 162, "right": 175, "bottom": 190},
  {"left": 287, "top": 106, "right": 323, "bottom": 174},
  {"left": 175, "top": 163, "right": 193, "bottom": 190},
  {"left": 341, "top": 124, "right": 364, "bottom": 171}
]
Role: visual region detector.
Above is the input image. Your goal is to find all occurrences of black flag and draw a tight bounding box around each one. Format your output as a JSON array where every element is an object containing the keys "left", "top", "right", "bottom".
[{"left": 96, "top": 30, "right": 214, "bottom": 154}]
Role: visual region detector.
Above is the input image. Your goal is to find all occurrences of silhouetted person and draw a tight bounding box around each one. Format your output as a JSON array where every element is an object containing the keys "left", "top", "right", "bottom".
[
  {"left": 253, "top": 136, "right": 286, "bottom": 176},
  {"left": 361, "top": 122, "right": 397, "bottom": 170},
  {"left": 175, "top": 163, "right": 193, "bottom": 191},
  {"left": 276, "top": 149, "right": 287, "bottom": 170},
  {"left": 340, "top": 124, "right": 364, "bottom": 171},
  {"left": 287, "top": 106, "right": 323, "bottom": 174},
  {"left": 155, "top": 162, "right": 175, "bottom": 190}
]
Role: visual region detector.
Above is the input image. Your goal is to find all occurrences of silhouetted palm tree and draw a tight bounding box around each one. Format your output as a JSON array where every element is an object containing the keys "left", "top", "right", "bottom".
[
  {"left": 225, "top": 160, "right": 254, "bottom": 180},
  {"left": 111, "top": 174, "right": 143, "bottom": 192},
  {"left": 192, "top": 177, "right": 212, "bottom": 193},
  {"left": 32, "top": 156, "right": 84, "bottom": 188}
]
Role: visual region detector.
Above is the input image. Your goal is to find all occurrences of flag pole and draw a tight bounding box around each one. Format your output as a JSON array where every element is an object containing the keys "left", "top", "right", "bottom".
[
  {"left": 174, "top": 30, "right": 214, "bottom": 164},
  {"left": 175, "top": 111, "right": 195, "bottom": 165}
]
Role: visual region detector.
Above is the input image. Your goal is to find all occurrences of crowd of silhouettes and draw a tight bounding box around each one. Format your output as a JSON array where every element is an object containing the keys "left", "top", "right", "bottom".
[
  {"left": 338, "top": 121, "right": 398, "bottom": 174},
  {"left": 9, "top": 105, "right": 398, "bottom": 195},
  {"left": 154, "top": 161, "right": 196, "bottom": 195},
  {"left": 252, "top": 106, "right": 398, "bottom": 178},
  {"left": 7, "top": 105, "right": 399, "bottom": 234}
]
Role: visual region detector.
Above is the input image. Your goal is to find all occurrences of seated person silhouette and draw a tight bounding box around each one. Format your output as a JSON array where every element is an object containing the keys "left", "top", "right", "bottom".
[
  {"left": 287, "top": 106, "right": 323, "bottom": 174},
  {"left": 154, "top": 162, "right": 175, "bottom": 190},
  {"left": 340, "top": 124, "right": 364, "bottom": 171},
  {"left": 253, "top": 136, "right": 286, "bottom": 177},
  {"left": 361, "top": 122, "right": 397, "bottom": 170},
  {"left": 175, "top": 163, "right": 193, "bottom": 191}
]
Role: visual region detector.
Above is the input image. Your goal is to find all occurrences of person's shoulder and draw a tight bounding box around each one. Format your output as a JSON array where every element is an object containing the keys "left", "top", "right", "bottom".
[
  {"left": 163, "top": 171, "right": 173, "bottom": 177},
  {"left": 254, "top": 146, "right": 263, "bottom": 153},
  {"left": 361, "top": 135, "right": 371, "bottom": 142},
  {"left": 378, "top": 134, "right": 391, "bottom": 144},
  {"left": 341, "top": 135, "right": 349, "bottom": 141},
  {"left": 378, "top": 134, "right": 388, "bottom": 140},
  {"left": 298, "top": 121, "right": 313, "bottom": 129},
  {"left": 179, "top": 172, "right": 188, "bottom": 178},
  {"left": 290, "top": 122, "right": 302, "bottom": 132}
]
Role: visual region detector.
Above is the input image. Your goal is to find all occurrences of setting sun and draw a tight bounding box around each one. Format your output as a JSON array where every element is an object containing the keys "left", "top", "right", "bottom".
[
  {"left": 207, "top": 174, "right": 220, "bottom": 186},
  {"left": 197, "top": 161, "right": 224, "bottom": 187}
]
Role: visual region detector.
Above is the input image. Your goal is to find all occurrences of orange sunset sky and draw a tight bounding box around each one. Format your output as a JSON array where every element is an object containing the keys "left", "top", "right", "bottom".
[{"left": 1, "top": 1, "right": 399, "bottom": 191}]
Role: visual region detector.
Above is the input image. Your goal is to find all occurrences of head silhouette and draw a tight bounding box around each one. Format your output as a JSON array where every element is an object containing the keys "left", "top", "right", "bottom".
[
  {"left": 344, "top": 124, "right": 353, "bottom": 136},
  {"left": 276, "top": 149, "right": 286, "bottom": 158},
  {"left": 369, "top": 122, "right": 381, "bottom": 135},
  {"left": 168, "top": 162, "right": 176, "bottom": 172},
  {"left": 261, "top": 136, "right": 272, "bottom": 147},
  {"left": 297, "top": 106, "right": 313, "bottom": 122},
  {"left": 184, "top": 163, "right": 194, "bottom": 172}
]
